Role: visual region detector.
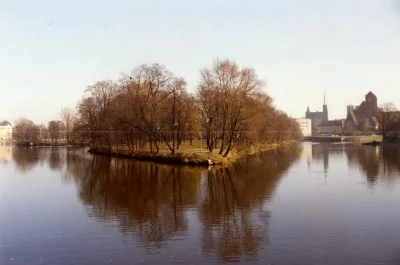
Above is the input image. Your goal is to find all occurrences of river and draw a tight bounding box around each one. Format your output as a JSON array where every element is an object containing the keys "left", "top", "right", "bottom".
[{"left": 1, "top": 143, "right": 400, "bottom": 264}]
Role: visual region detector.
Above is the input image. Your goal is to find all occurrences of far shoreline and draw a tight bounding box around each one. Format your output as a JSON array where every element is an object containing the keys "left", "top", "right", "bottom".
[{"left": 14, "top": 141, "right": 88, "bottom": 147}]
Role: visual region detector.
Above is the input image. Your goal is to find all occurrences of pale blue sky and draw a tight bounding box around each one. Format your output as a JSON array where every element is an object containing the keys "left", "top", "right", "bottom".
[{"left": 1, "top": 0, "right": 400, "bottom": 124}]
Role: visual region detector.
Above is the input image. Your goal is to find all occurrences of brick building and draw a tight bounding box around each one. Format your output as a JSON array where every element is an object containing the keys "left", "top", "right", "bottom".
[
  {"left": 344, "top": 92, "right": 379, "bottom": 132},
  {"left": 318, "top": 120, "right": 344, "bottom": 135}
]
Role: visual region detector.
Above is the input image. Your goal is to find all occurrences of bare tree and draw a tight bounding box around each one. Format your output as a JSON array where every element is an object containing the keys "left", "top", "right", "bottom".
[
  {"left": 73, "top": 60, "right": 301, "bottom": 156},
  {"left": 119, "top": 64, "right": 174, "bottom": 153},
  {"left": 377, "top": 102, "right": 399, "bottom": 137},
  {"left": 13, "top": 118, "right": 40, "bottom": 143},
  {"left": 197, "top": 59, "right": 267, "bottom": 156},
  {"left": 76, "top": 80, "right": 120, "bottom": 147},
  {"left": 86, "top": 80, "right": 120, "bottom": 113},
  {"left": 77, "top": 97, "right": 99, "bottom": 146},
  {"left": 60, "top": 107, "right": 76, "bottom": 144},
  {"left": 39, "top": 123, "right": 48, "bottom": 141},
  {"left": 48, "top": 120, "right": 65, "bottom": 144},
  {"left": 182, "top": 94, "right": 202, "bottom": 145},
  {"left": 158, "top": 78, "right": 187, "bottom": 154}
]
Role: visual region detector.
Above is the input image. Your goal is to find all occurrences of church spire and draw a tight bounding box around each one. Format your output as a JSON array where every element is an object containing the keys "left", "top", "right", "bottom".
[{"left": 323, "top": 93, "right": 328, "bottom": 121}]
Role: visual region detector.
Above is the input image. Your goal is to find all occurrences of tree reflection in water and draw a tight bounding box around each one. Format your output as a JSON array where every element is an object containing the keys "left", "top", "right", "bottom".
[
  {"left": 68, "top": 153, "right": 202, "bottom": 248},
  {"left": 199, "top": 146, "right": 302, "bottom": 262},
  {"left": 6, "top": 144, "right": 400, "bottom": 263},
  {"left": 48, "top": 150, "right": 63, "bottom": 172},
  {"left": 11, "top": 147, "right": 69, "bottom": 174},
  {"left": 9, "top": 145, "right": 302, "bottom": 260},
  {"left": 345, "top": 145, "right": 400, "bottom": 186},
  {"left": 61, "top": 146, "right": 302, "bottom": 259},
  {"left": 12, "top": 147, "right": 42, "bottom": 173}
]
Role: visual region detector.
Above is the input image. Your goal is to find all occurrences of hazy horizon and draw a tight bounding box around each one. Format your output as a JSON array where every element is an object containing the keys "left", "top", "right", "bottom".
[{"left": 2, "top": 0, "right": 400, "bottom": 125}]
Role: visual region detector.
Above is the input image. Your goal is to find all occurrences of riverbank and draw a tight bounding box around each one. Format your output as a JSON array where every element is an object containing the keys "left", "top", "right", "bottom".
[{"left": 88, "top": 141, "right": 296, "bottom": 167}]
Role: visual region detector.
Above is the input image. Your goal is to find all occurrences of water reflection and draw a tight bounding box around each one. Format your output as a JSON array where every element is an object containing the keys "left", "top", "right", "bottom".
[
  {"left": 308, "top": 143, "right": 346, "bottom": 175},
  {"left": 68, "top": 154, "right": 201, "bottom": 247},
  {"left": 10, "top": 147, "right": 67, "bottom": 174},
  {"left": 4, "top": 144, "right": 400, "bottom": 264},
  {"left": 10, "top": 144, "right": 399, "bottom": 187},
  {"left": 345, "top": 146, "right": 380, "bottom": 184},
  {"left": 48, "top": 150, "right": 63, "bottom": 171},
  {"left": 200, "top": 147, "right": 301, "bottom": 262},
  {"left": 12, "top": 147, "right": 41, "bottom": 173},
  {"left": 300, "top": 143, "right": 400, "bottom": 186},
  {"left": 0, "top": 146, "right": 12, "bottom": 164},
  {"left": 65, "top": 146, "right": 301, "bottom": 260},
  {"left": 345, "top": 145, "right": 400, "bottom": 185}
]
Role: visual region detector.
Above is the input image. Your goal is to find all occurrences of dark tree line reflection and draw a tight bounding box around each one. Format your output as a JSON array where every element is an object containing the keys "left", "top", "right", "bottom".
[
  {"left": 302, "top": 143, "right": 400, "bottom": 186},
  {"left": 11, "top": 147, "right": 41, "bottom": 173},
  {"left": 67, "top": 154, "right": 201, "bottom": 247},
  {"left": 345, "top": 146, "right": 400, "bottom": 185},
  {"left": 11, "top": 147, "right": 68, "bottom": 173},
  {"left": 43, "top": 146, "right": 300, "bottom": 260},
  {"left": 5, "top": 144, "right": 400, "bottom": 262},
  {"left": 200, "top": 147, "right": 301, "bottom": 262},
  {"left": 14, "top": 144, "right": 400, "bottom": 259}
]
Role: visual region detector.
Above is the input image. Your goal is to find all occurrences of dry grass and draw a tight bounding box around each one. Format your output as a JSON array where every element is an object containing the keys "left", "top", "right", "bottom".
[{"left": 90, "top": 140, "right": 296, "bottom": 167}]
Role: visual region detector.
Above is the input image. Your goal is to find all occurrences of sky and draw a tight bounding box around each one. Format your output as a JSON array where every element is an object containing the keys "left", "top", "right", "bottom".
[{"left": 1, "top": 0, "right": 400, "bottom": 125}]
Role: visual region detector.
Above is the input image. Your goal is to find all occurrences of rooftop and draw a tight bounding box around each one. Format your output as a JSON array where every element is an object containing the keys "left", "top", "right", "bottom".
[
  {"left": 0, "top": 121, "right": 12, "bottom": 126},
  {"left": 319, "top": 120, "right": 343, "bottom": 127}
]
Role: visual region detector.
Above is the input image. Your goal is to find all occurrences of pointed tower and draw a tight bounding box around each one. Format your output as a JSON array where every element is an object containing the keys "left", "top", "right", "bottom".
[
  {"left": 365, "top": 91, "right": 377, "bottom": 111},
  {"left": 306, "top": 106, "right": 310, "bottom": 118},
  {"left": 323, "top": 93, "right": 328, "bottom": 121}
]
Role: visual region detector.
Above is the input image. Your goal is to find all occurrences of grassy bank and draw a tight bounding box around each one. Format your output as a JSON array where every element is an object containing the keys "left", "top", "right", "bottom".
[{"left": 88, "top": 140, "right": 297, "bottom": 167}]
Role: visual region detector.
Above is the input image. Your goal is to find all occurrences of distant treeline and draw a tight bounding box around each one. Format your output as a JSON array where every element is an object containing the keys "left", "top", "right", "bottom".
[{"left": 13, "top": 59, "right": 302, "bottom": 155}]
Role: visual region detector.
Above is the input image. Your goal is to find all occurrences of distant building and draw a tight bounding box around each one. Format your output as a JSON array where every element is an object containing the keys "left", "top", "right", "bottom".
[
  {"left": 347, "top": 105, "right": 355, "bottom": 114},
  {"left": 318, "top": 120, "right": 344, "bottom": 135},
  {"left": 305, "top": 95, "right": 328, "bottom": 134},
  {"left": 344, "top": 92, "right": 379, "bottom": 132},
  {"left": 0, "top": 121, "right": 12, "bottom": 141},
  {"left": 296, "top": 118, "right": 312, "bottom": 137}
]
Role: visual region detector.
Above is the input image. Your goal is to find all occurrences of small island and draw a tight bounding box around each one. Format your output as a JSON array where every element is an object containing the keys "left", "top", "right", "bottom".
[
  {"left": 82, "top": 59, "right": 301, "bottom": 166},
  {"left": 8, "top": 59, "right": 302, "bottom": 166}
]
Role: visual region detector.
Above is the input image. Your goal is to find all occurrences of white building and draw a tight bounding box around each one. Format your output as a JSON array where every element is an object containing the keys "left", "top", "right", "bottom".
[
  {"left": 296, "top": 118, "right": 312, "bottom": 137},
  {"left": 0, "top": 121, "right": 12, "bottom": 141}
]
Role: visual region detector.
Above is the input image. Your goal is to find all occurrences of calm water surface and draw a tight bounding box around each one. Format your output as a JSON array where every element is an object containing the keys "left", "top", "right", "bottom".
[{"left": 1, "top": 143, "right": 400, "bottom": 264}]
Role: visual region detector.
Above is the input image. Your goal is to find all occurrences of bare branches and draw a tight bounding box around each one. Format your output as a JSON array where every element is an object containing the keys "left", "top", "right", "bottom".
[
  {"left": 197, "top": 59, "right": 269, "bottom": 156},
  {"left": 66, "top": 59, "right": 301, "bottom": 155},
  {"left": 60, "top": 107, "right": 76, "bottom": 144},
  {"left": 377, "top": 102, "right": 400, "bottom": 137},
  {"left": 13, "top": 118, "right": 41, "bottom": 143}
]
